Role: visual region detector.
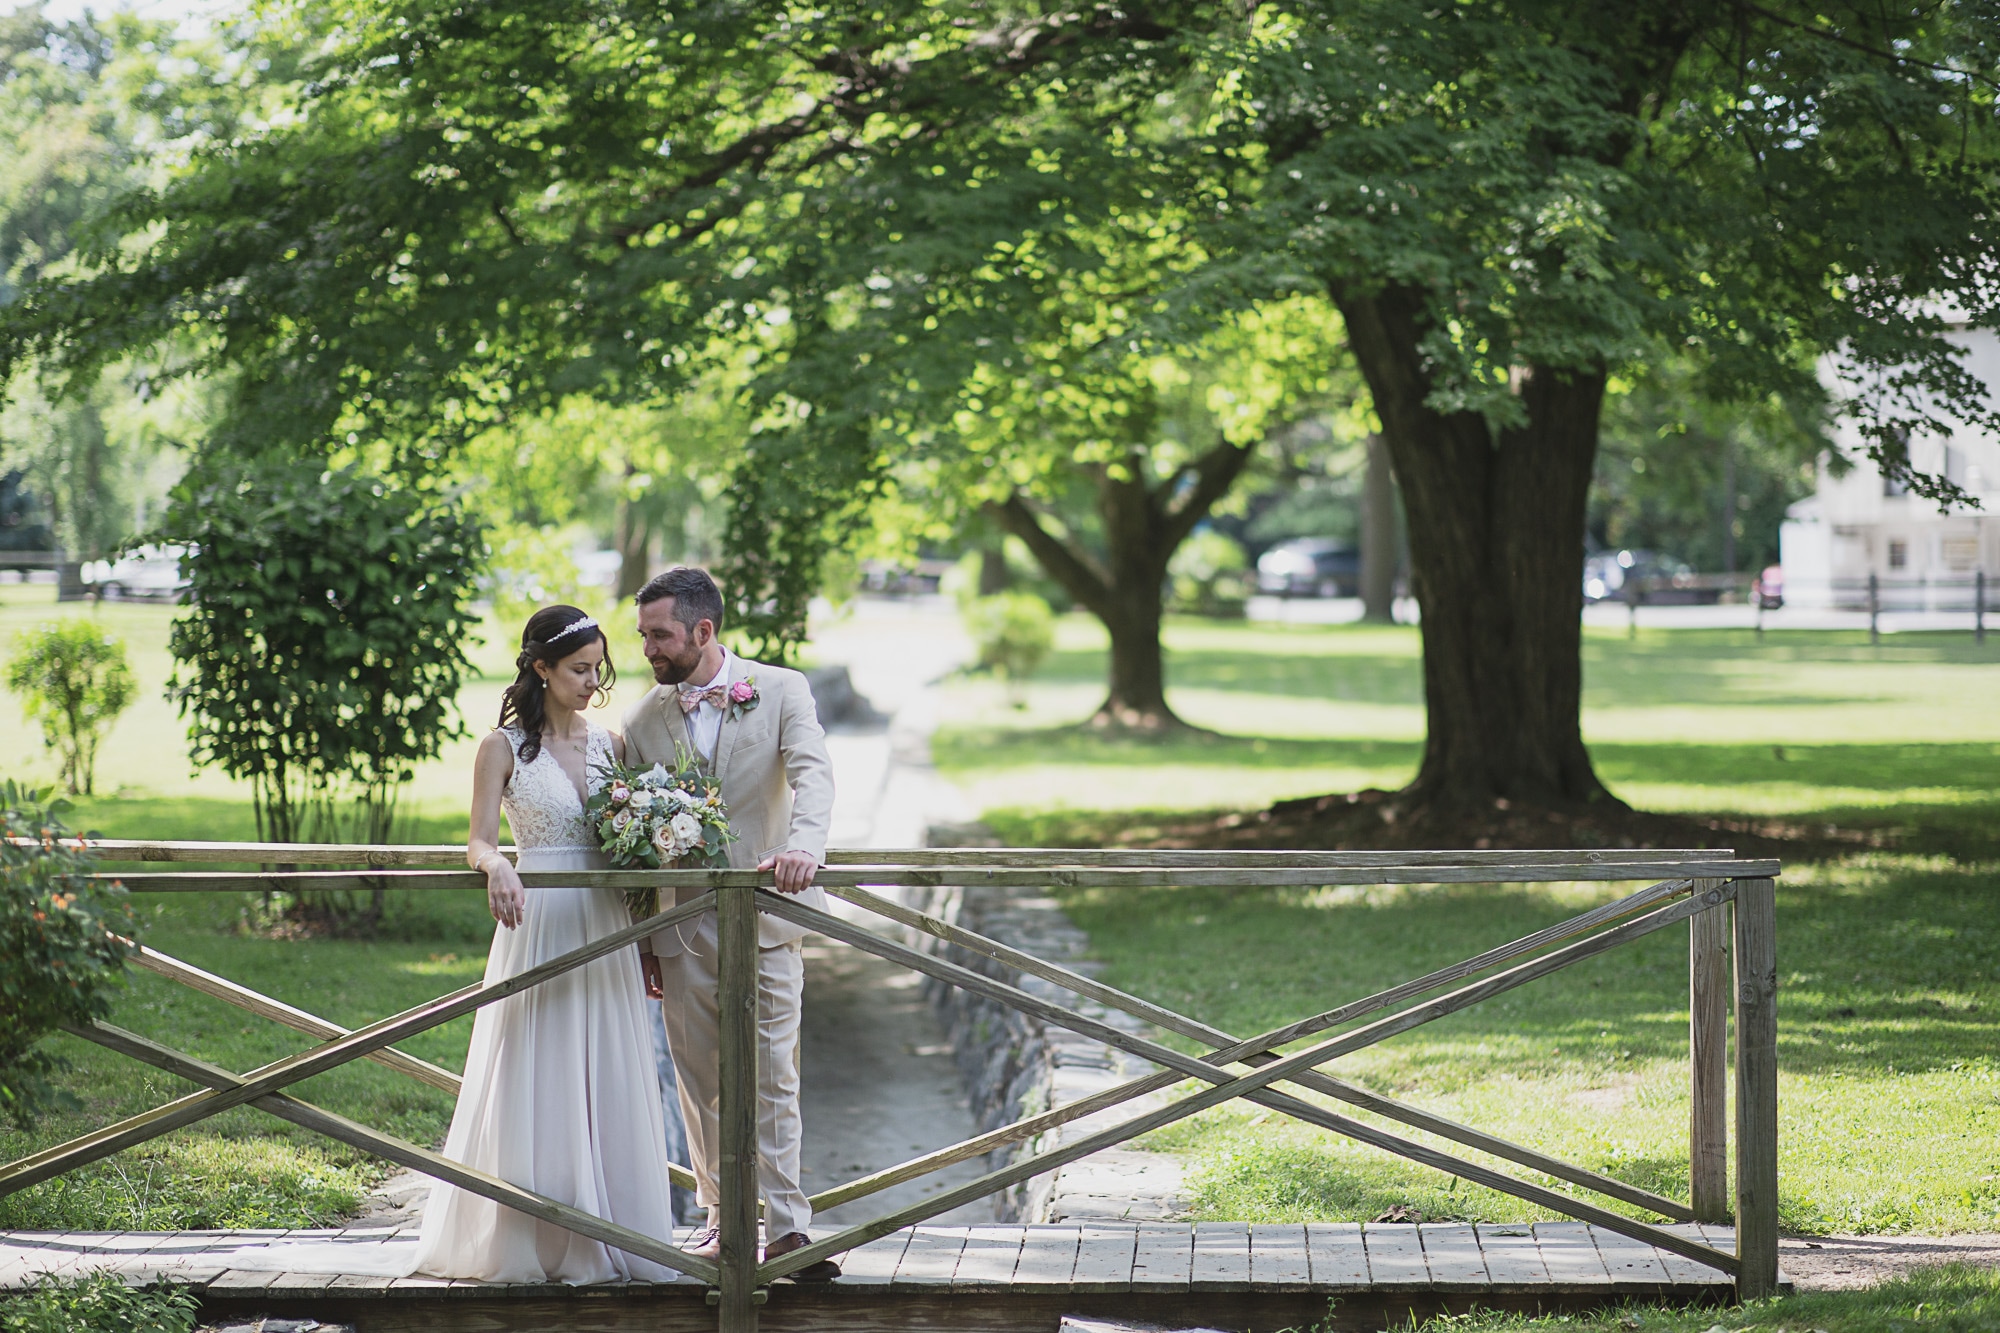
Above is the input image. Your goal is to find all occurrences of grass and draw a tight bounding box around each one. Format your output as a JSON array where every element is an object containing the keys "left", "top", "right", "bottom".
[
  {"left": 937, "top": 612, "right": 2000, "bottom": 1237},
  {"left": 1385, "top": 1262, "right": 2000, "bottom": 1332},
  {"left": 933, "top": 615, "right": 2000, "bottom": 833}
]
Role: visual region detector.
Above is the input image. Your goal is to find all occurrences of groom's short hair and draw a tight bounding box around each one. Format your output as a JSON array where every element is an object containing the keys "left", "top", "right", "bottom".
[{"left": 635, "top": 566, "right": 725, "bottom": 634}]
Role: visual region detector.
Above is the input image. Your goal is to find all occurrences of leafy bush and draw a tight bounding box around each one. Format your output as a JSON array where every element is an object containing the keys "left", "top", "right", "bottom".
[
  {"left": 962, "top": 592, "right": 1055, "bottom": 704},
  {"left": 1, "top": 1272, "right": 198, "bottom": 1333},
  {"left": 162, "top": 460, "right": 484, "bottom": 928},
  {"left": 5, "top": 622, "right": 135, "bottom": 796},
  {"left": 0, "top": 782, "right": 132, "bottom": 1129},
  {"left": 1168, "top": 530, "right": 1250, "bottom": 618}
]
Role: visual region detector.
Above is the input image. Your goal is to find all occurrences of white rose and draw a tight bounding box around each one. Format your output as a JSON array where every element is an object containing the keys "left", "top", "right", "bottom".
[
  {"left": 649, "top": 825, "right": 674, "bottom": 856},
  {"left": 668, "top": 787, "right": 697, "bottom": 808},
  {"left": 669, "top": 811, "right": 702, "bottom": 846},
  {"left": 611, "top": 809, "right": 631, "bottom": 830}
]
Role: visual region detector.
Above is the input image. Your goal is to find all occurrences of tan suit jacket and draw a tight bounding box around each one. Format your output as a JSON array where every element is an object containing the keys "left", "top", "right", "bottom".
[{"left": 622, "top": 654, "right": 834, "bottom": 956}]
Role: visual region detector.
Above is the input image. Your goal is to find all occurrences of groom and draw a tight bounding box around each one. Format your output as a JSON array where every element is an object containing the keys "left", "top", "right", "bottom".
[{"left": 625, "top": 567, "right": 838, "bottom": 1278}]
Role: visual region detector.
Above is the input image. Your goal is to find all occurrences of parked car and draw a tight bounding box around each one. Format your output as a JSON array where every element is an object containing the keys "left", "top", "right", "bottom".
[
  {"left": 1256, "top": 539, "right": 1361, "bottom": 597},
  {"left": 1753, "top": 564, "right": 1783, "bottom": 610},
  {"left": 1581, "top": 549, "right": 1721, "bottom": 604},
  {"left": 86, "top": 545, "right": 189, "bottom": 601}
]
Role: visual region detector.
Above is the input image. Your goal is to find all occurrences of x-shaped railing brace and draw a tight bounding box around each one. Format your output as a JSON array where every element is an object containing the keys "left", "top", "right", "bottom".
[
  {"left": 0, "top": 893, "right": 726, "bottom": 1286},
  {"left": 3, "top": 869, "right": 1751, "bottom": 1299},
  {"left": 755, "top": 879, "right": 1743, "bottom": 1284}
]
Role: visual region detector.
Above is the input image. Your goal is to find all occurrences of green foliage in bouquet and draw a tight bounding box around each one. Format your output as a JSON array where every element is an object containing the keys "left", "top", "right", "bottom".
[
  {"left": 584, "top": 753, "right": 735, "bottom": 921},
  {"left": 0, "top": 782, "right": 133, "bottom": 1130}
]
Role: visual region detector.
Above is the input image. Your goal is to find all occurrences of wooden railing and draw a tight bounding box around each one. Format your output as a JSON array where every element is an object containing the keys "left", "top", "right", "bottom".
[{"left": 1, "top": 842, "right": 1782, "bottom": 1329}]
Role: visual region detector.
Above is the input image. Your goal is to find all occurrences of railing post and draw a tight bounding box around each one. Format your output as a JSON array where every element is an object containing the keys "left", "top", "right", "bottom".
[
  {"left": 1868, "top": 572, "right": 1880, "bottom": 644},
  {"left": 1688, "top": 884, "right": 1730, "bottom": 1223},
  {"left": 716, "top": 879, "right": 761, "bottom": 1331},
  {"left": 1732, "top": 877, "right": 1779, "bottom": 1300}
]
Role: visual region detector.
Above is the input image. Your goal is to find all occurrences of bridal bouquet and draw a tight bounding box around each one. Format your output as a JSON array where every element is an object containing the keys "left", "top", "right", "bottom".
[{"left": 585, "top": 752, "right": 735, "bottom": 919}]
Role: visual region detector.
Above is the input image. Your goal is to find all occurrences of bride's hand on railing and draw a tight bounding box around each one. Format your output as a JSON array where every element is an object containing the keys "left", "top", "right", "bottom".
[{"left": 476, "top": 852, "right": 526, "bottom": 929}]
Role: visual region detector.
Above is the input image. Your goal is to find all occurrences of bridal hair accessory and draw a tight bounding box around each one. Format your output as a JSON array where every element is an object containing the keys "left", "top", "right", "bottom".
[{"left": 547, "top": 615, "right": 599, "bottom": 643}]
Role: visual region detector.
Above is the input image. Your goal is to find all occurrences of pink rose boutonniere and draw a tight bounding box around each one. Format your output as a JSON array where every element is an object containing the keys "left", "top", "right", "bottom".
[{"left": 726, "top": 676, "right": 760, "bottom": 721}]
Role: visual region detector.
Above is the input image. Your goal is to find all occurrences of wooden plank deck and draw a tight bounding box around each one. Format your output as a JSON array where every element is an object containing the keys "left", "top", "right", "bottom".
[{"left": 0, "top": 1221, "right": 1765, "bottom": 1332}]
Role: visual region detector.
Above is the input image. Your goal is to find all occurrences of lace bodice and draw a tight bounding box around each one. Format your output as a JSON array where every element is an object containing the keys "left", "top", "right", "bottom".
[{"left": 501, "top": 723, "right": 613, "bottom": 851}]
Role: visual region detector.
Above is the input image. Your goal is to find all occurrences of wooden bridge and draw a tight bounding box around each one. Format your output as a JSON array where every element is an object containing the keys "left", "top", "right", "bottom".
[{"left": 0, "top": 843, "right": 1784, "bottom": 1331}]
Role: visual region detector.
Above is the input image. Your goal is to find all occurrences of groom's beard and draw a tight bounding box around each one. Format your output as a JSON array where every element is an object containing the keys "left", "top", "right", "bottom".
[{"left": 650, "top": 648, "right": 703, "bottom": 686}]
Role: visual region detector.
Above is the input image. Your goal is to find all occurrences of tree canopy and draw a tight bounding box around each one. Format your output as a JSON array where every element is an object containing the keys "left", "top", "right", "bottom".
[{"left": 5, "top": 0, "right": 1998, "bottom": 832}]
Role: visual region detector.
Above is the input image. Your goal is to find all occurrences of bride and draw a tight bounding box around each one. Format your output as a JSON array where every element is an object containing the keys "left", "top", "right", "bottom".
[
  {"left": 148, "top": 605, "right": 683, "bottom": 1285},
  {"left": 415, "top": 603, "right": 682, "bottom": 1282}
]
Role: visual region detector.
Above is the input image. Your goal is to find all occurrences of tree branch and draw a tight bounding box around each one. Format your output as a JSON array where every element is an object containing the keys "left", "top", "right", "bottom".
[
  {"left": 988, "top": 492, "right": 1116, "bottom": 620},
  {"left": 1161, "top": 438, "right": 1257, "bottom": 553}
]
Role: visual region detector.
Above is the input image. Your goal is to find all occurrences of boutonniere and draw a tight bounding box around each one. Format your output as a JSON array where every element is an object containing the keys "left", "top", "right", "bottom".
[{"left": 725, "top": 676, "right": 760, "bottom": 721}]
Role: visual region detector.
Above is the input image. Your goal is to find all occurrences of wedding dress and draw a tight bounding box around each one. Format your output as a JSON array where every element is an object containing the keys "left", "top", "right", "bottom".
[
  {"left": 168, "top": 721, "right": 683, "bottom": 1284},
  {"left": 407, "top": 720, "right": 681, "bottom": 1282}
]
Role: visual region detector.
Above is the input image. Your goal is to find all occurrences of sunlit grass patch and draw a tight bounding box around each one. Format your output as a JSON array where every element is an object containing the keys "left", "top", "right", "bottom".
[
  {"left": 0, "top": 1134, "right": 374, "bottom": 1231},
  {"left": 1395, "top": 1262, "right": 2000, "bottom": 1333}
]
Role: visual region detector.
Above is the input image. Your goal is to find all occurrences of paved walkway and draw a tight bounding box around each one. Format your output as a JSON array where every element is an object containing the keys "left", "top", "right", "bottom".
[{"left": 803, "top": 595, "right": 990, "bottom": 1227}]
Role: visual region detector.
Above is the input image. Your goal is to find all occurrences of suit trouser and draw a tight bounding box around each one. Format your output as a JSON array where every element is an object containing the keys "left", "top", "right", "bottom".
[{"left": 658, "top": 939, "right": 811, "bottom": 1237}]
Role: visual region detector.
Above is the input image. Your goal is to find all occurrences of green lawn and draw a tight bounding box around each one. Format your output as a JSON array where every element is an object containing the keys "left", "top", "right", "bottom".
[
  {"left": 1402, "top": 1263, "right": 1999, "bottom": 1333},
  {"left": 938, "top": 613, "right": 2000, "bottom": 1237}
]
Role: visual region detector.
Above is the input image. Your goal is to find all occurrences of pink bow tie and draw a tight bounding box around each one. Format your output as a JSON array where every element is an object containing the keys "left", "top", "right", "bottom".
[{"left": 678, "top": 683, "right": 730, "bottom": 713}]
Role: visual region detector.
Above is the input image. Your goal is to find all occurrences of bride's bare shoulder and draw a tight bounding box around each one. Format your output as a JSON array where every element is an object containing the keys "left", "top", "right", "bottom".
[{"left": 476, "top": 729, "right": 517, "bottom": 766}]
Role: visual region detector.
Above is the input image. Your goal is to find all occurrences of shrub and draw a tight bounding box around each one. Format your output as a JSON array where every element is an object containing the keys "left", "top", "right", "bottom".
[
  {"left": 1168, "top": 530, "right": 1250, "bottom": 618},
  {"left": 963, "top": 591, "right": 1055, "bottom": 704},
  {"left": 4, "top": 622, "right": 136, "bottom": 796},
  {"left": 1, "top": 1272, "right": 198, "bottom": 1333},
  {"left": 0, "top": 782, "right": 132, "bottom": 1130},
  {"left": 162, "top": 459, "right": 484, "bottom": 929}
]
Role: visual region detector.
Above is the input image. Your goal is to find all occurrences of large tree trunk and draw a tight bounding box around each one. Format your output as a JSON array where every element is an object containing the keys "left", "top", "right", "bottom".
[
  {"left": 1359, "top": 433, "right": 1398, "bottom": 623},
  {"left": 991, "top": 437, "right": 1254, "bottom": 730},
  {"left": 1337, "top": 283, "right": 1616, "bottom": 811}
]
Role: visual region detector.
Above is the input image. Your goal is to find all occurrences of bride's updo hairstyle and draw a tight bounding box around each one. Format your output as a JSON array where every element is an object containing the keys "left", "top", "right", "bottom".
[{"left": 497, "top": 604, "right": 616, "bottom": 763}]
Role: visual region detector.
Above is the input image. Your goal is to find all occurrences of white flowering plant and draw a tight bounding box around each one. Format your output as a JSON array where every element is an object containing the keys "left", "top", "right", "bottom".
[{"left": 585, "top": 748, "right": 735, "bottom": 920}]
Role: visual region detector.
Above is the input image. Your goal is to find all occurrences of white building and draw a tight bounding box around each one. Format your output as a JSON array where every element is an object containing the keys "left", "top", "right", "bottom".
[{"left": 1780, "top": 323, "right": 1999, "bottom": 609}]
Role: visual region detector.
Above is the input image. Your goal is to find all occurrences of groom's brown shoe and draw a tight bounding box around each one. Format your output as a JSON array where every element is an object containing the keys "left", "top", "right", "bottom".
[
  {"left": 685, "top": 1226, "right": 721, "bottom": 1261},
  {"left": 763, "top": 1231, "right": 840, "bottom": 1281}
]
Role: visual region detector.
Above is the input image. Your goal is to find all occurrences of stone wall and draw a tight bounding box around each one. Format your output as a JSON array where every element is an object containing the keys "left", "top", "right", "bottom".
[{"left": 903, "top": 860, "right": 1185, "bottom": 1223}]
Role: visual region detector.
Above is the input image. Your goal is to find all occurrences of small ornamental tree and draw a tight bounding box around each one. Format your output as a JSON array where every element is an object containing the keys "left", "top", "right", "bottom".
[
  {"left": 5, "top": 622, "right": 135, "bottom": 796},
  {"left": 0, "top": 781, "right": 133, "bottom": 1130},
  {"left": 163, "top": 460, "right": 484, "bottom": 924}
]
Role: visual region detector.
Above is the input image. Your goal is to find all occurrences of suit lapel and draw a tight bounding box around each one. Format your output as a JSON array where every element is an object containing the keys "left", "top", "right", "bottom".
[
  {"left": 656, "top": 683, "right": 696, "bottom": 767},
  {"left": 711, "top": 654, "right": 753, "bottom": 787}
]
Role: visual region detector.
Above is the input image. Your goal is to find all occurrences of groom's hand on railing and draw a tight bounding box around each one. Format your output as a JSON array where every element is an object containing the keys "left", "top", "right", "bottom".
[{"left": 758, "top": 850, "right": 819, "bottom": 895}]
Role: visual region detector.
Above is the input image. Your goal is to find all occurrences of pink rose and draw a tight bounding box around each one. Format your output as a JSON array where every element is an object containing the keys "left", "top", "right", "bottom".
[
  {"left": 610, "top": 784, "right": 631, "bottom": 805},
  {"left": 729, "top": 680, "right": 756, "bottom": 704}
]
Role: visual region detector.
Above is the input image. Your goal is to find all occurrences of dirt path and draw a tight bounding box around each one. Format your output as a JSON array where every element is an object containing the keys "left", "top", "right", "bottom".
[
  {"left": 1781, "top": 1232, "right": 2000, "bottom": 1289},
  {"left": 799, "top": 596, "right": 992, "bottom": 1227}
]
